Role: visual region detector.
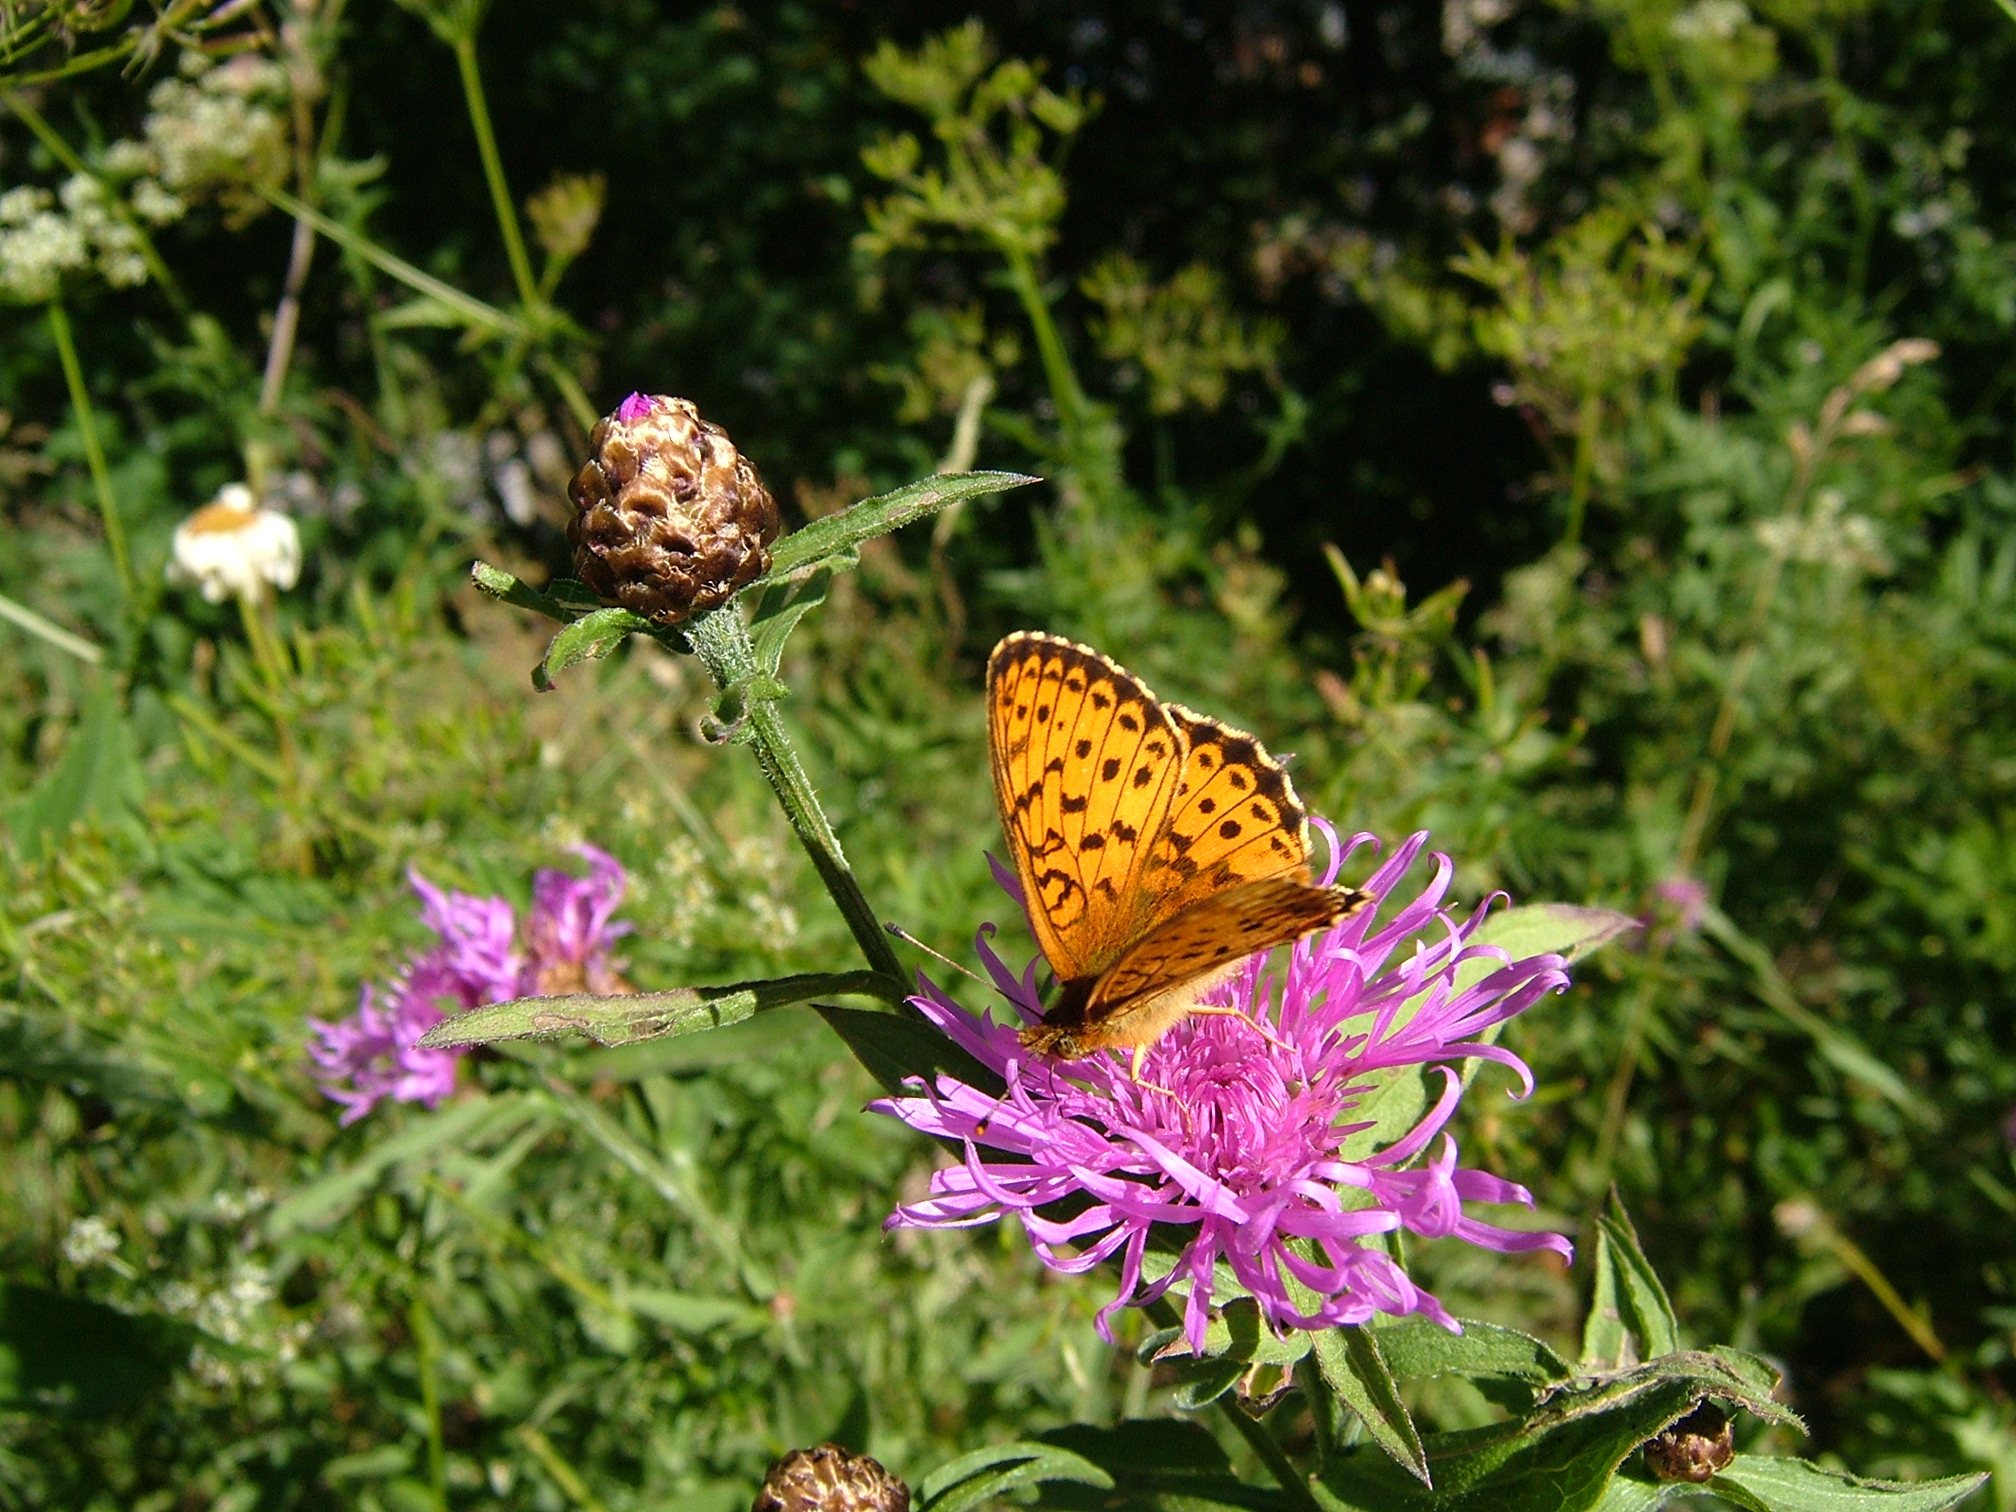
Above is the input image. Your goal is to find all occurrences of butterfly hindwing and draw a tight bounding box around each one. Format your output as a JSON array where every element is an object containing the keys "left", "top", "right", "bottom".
[
  {"left": 1081, "top": 877, "right": 1367, "bottom": 1036},
  {"left": 987, "top": 633, "right": 1185, "bottom": 981}
]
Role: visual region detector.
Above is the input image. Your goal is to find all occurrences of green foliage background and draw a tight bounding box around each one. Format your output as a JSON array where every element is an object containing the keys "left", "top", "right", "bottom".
[{"left": 2, "top": 1, "right": 2014, "bottom": 1507}]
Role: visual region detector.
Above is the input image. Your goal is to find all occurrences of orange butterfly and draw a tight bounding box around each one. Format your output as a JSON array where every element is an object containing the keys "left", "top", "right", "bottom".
[{"left": 987, "top": 632, "right": 1368, "bottom": 1080}]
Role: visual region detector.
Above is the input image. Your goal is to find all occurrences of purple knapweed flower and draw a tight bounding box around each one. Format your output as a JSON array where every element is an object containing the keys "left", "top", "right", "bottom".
[
  {"left": 409, "top": 869, "right": 523, "bottom": 1004},
  {"left": 524, "top": 843, "right": 634, "bottom": 996},
  {"left": 872, "top": 826, "right": 1574, "bottom": 1355},
  {"left": 308, "top": 850, "right": 632, "bottom": 1123},
  {"left": 616, "top": 391, "right": 658, "bottom": 422}
]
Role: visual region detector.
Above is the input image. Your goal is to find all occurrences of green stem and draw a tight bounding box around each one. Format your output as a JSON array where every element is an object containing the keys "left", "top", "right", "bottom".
[
  {"left": 1592, "top": 943, "right": 1667, "bottom": 1187},
  {"left": 1216, "top": 1398, "right": 1328, "bottom": 1512},
  {"left": 680, "top": 608, "right": 906, "bottom": 983},
  {"left": 453, "top": 32, "right": 541, "bottom": 315},
  {"left": 1, "top": 88, "right": 188, "bottom": 313},
  {"left": 1562, "top": 385, "right": 1600, "bottom": 548},
  {"left": 1002, "top": 244, "right": 1085, "bottom": 445},
  {"left": 537, "top": 351, "right": 601, "bottom": 433},
  {"left": 1142, "top": 1297, "right": 1324, "bottom": 1512},
  {"left": 409, "top": 1298, "right": 450, "bottom": 1512},
  {"left": 47, "top": 300, "right": 131, "bottom": 601},
  {"left": 518, "top": 1425, "right": 612, "bottom": 1512},
  {"left": 0, "top": 588, "right": 102, "bottom": 663}
]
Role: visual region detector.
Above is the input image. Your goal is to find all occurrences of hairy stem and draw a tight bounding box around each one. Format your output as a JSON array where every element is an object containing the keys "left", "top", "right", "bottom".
[
  {"left": 680, "top": 608, "right": 906, "bottom": 983},
  {"left": 47, "top": 300, "right": 131, "bottom": 601}
]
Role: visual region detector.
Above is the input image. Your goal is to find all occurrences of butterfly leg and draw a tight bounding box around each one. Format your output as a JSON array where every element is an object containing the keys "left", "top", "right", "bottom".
[
  {"left": 1122, "top": 1044, "right": 1179, "bottom": 1098},
  {"left": 1186, "top": 1005, "right": 1296, "bottom": 1056}
]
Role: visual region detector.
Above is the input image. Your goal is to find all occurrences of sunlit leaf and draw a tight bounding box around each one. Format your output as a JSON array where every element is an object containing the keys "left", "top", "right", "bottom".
[
  {"left": 756, "top": 470, "right": 1037, "bottom": 582},
  {"left": 418, "top": 971, "right": 898, "bottom": 1050}
]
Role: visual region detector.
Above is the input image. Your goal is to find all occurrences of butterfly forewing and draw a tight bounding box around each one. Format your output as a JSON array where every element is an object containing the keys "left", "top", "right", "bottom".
[
  {"left": 987, "top": 633, "right": 1185, "bottom": 981},
  {"left": 1140, "top": 706, "right": 1315, "bottom": 918}
]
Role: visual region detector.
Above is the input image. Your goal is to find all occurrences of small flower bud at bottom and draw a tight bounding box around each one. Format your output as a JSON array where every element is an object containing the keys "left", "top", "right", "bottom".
[
  {"left": 1643, "top": 1402, "right": 1735, "bottom": 1483},
  {"left": 751, "top": 1443, "right": 909, "bottom": 1512},
  {"left": 568, "top": 393, "right": 780, "bottom": 624}
]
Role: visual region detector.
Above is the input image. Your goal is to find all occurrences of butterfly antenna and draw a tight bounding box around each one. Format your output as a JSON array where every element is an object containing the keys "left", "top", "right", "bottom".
[{"left": 884, "top": 922, "right": 988, "bottom": 987}]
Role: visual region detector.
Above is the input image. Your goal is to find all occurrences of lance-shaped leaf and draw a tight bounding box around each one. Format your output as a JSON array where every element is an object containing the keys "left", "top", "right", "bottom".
[
  {"left": 1318, "top": 1348, "right": 1801, "bottom": 1512},
  {"left": 815, "top": 1004, "right": 1002, "bottom": 1100},
  {"left": 1372, "top": 1316, "right": 1572, "bottom": 1413},
  {"left": 1711, "top": 1456, "right": 1988, "bottom": 1512},
  {"left": 915, "top": 1440, "right": 1112, "bottom": 1512},
  {"left": 1582, "top": 1190, "right": 1681, "bottom": 1372},
  {"left": 747, "top": 563, "right": 838, "bottom": 677},
  {"left": 1037, "top": 1419, "right": 1279, "bottom": 1511},
  {"left": 1313, "top": 1324, "right": 1433, "bottom": 1487},
  {"left": 417, "top": 971, "right": 900, "bottom": 1051},
  {"left": 532, "top": 606, "right": 659, "bottom": 691},
  {"left": 471, "top": 561, "right": 572, "bottom": 622},
  {"left": 755, "top": 470, "right": 1038, "bottom": 582},
  {"left": 265, "top": 188, "right": 526, "bottom": 337}
]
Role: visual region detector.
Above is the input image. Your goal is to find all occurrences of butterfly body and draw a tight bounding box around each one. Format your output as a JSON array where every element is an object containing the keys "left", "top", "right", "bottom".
[{"left": 987, "top": 632, "right": 1368, "bottom": 1068}]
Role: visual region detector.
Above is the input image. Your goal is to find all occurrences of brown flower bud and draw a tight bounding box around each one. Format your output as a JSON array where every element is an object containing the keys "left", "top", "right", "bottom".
[
  {"left": 751, "top": 1443, "right": 909, "bottom": 1512},
  {"left": 568, "top": 393, "right": 781, "bottom": 624},
  {"left": 1643, "top": 1402, "right": 1735, "bottom": 1483}
]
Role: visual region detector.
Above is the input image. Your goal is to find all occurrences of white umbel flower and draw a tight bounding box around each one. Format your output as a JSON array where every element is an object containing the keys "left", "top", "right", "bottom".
[{"left": 167, "top": 483, "right": 302, "bottom": 603}]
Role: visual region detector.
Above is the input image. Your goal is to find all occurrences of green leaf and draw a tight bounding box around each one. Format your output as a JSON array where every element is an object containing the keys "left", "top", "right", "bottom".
[
  {"left": 747, "top": 563, "right": 838, "bottom": 677},
  {"left": 756, "top": 470, "right": 1038, "bottom": 582},
  {"left": 1317, "top": 1349, "right": 1801, "bottom": 1512},
  {"left": 1142, "top": 1297, "right": 1312, "bottom": 1370},
  {"left": 1334, "top": 1066, "right": 1432, "bottom": 1167},
  {"left": 264, "top": 187, "right": 525, "bottom": 336},
  {"left": 1033, "top": 1419, "right": 1281, "bottom": 1509},
  {"left": 532, "top": 606, "right": 657, "bottom": 690},
  {"left": 1370, "top": 1317, "right": 1572, "bottom": 1392},
  {"left": 0, "top": 1284, "right": 200, "bottom": 1417},
  {"left": 573, "top": 1005, "right": 821, "bottom": 1080},
  {"left": 1711, "top": 1456, "right": 1988, "bottom": 1512},
  {"left": 1313, "top": 1325, "right": 1432, "bottom": 1486},
  {"left": 1589, "top": 1471, "right": 1688, "bottom": 1512},
  {"left": 470, "top": 560, "right": 571, "bottom": 622},
  {"left": 6, "top": 682, "right": 143, "bottom": 860},
  {"left": 1581, "top": 1191, "right": 1681, "bottom": 1371},
  {"left": 916, "top": 1440, "right": 1112, "bottom": 1512},
  {"left": 416, "top": 971, "right": 897, "bottom": 1051},
  {"left": 264, "top": 1094, "right": 541, "bottom": 1238},
  {"left": 1474, "top": 904, "right": 1641, "bottom": 964},
  {"left": 1700, "top": 907, "right": 1933, "bottom": 1124},
  {"left": 815, "top": 1004, "right": 1005, "bottom": 1100}
]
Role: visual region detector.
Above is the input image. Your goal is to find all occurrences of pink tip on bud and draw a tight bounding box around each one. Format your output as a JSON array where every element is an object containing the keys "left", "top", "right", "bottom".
[{"left": 616, "top": 392, "right": 657, "bottom": 422}]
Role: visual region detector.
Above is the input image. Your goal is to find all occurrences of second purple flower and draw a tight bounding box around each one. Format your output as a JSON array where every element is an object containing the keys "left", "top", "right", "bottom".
[{"left": 307, "top": 844, "right": 633, "bottom": 1123}]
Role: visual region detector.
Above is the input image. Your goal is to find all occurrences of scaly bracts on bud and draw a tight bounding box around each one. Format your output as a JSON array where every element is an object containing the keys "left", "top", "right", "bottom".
[
  {"left": 751, "top": 1444, "right": 909, "bottom": 1512},
  {"left": 568, "top": 393, "right": 780, "bottom": 624}
]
